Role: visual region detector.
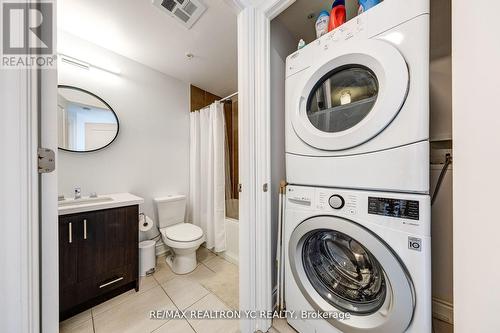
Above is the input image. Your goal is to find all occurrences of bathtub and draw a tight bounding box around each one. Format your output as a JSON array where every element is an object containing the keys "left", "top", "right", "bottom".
[{"left": 222, "top": 217, "right": 239, "bottom": 265}]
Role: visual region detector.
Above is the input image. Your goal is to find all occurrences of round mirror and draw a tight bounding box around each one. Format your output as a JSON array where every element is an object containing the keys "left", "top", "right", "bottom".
[{"left": 58, "top": 86, "right": 119, "bottom": 152}]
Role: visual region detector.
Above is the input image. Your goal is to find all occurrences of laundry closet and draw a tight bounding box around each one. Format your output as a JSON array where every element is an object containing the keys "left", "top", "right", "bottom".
[{"left": 269, "top": 0, "right": 453, "bottom": 332}]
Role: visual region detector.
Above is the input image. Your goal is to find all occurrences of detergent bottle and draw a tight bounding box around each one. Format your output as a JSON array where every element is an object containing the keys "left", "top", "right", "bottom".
[
  {"left": 315, "top": 10, "right": 330, "bottom": 38},
  {"left": 358, "top": 0, "right": 381, "bottom": 15},
  {"left": 328, "top": 0, "right": 346, "bottom": 32}
]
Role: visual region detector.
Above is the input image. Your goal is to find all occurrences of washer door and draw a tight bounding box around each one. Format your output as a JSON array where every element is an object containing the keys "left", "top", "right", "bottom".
[
  {"left": 291, "top": 39, "right": 409, "bottom": 151},
  {"left": 289, "top": 216, "right": 415, "bottom": 333}
]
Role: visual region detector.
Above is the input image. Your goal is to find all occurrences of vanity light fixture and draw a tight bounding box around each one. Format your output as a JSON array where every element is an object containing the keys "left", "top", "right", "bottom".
[{"left": 58, "top": 53, "right": 122, "bottom": 75}]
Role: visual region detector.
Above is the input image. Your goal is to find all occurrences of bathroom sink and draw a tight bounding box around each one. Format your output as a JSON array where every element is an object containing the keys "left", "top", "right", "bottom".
[
  {"left": 58, "top": 193, "right": 144, "bottom": 215},
  {"left": 58, "top": 196, "right": 114, "bottom": 207}
]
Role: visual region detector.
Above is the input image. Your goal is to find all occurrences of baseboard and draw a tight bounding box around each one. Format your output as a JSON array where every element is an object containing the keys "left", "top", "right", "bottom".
[
  {"left": 432, "top": 297, "right": 453, "bottom": 324},
  {"left": 220, "top": 251, "right": 239, "bottom": 265}
]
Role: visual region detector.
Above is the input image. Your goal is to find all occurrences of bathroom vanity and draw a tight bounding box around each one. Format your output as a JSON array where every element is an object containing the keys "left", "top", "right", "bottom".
[{"left": 58, "top": 193, "right": 144, "bottom": 320}]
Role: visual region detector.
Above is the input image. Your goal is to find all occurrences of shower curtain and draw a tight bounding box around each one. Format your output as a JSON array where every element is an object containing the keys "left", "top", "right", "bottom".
[{"left": 189, "top": 102, "right": 226, "bottom": 252}]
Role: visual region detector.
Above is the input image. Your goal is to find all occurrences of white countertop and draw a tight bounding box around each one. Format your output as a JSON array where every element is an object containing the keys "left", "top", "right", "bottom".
[{"left": 58, "top": 193, "right": 144, "bottom": 215}]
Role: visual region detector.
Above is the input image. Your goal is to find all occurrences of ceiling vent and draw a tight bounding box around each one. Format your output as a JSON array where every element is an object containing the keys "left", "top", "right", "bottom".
[{"left": 152, "top": 0, "right": 207, "bottom": 29}]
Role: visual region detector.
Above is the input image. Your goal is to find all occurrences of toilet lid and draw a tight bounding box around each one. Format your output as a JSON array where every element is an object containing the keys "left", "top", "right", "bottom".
[{"left": 164, "top": 223, "right": 203, "bottom": 242}]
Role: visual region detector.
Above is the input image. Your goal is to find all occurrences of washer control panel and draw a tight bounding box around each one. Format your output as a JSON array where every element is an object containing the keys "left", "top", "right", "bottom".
[
  {"left": 286, "top": 185, "right": 430, "bottom": 236},
  {"left": 287, "top": 187, "right": 313, "bottom": 206},
  {"left": 328, "top": 195, "right": 345, "bottom": 209},
  {"left": 317, "top": 190, "right": 358, "bottom": 216},
  {"left": 368, "top": 197, "right": 420, "bottom": 220}
]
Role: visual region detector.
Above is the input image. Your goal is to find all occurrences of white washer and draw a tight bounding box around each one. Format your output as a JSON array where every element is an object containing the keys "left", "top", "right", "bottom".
[
  {"left": 285, "top": 185, "right": 431, "bottom": 333},
  {"left": 286, "top": 0, "right": 430, "bottom": 193}
]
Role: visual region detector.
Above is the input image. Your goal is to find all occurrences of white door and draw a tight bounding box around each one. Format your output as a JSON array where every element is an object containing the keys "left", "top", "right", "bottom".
[
  {"left": 288, "top": 216, "right": 415, "bottom": 333},
  {"left": 291, "top": 39, "right": 409, "bottom": 151},
  {"left": 84, "top": 123, "right": 118, "bottom": 151}
]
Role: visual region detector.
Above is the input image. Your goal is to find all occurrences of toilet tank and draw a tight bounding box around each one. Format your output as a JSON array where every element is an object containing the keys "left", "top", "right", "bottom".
[{"left": 154, "top": 195, "right": 186, "bottom": 228}]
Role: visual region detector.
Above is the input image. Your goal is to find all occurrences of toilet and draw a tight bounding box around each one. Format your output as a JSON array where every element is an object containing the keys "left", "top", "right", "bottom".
[{"left": 154, "top": 195, "right": 205, "bottom": 274}]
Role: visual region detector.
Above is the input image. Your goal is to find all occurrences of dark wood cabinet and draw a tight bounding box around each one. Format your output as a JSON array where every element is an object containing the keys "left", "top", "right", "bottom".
[{"left": 59, "top": 205, "right": 139, "bottom": 320}]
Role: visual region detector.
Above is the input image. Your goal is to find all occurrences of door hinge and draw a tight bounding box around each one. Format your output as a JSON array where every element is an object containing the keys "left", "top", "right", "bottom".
[
  {"left": 263, "top": 183, "right": 268, "bottom": 192},
  {"left": 38, "top": 148, "right": 55, "bottom": 173},
  {"left": 238, "top": 184, "right": 242, "bottom": 193}
]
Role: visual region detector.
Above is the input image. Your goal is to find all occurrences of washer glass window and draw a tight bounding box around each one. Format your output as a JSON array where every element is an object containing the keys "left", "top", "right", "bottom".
[
  {"left": 302, "top": 229, "right": 386, "bottom": 314},
  {"left": 306, "top": 66, "right": 378, "bottom": 133}
]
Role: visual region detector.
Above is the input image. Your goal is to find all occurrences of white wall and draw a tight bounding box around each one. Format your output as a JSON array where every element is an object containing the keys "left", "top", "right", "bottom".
[
  {"left": 453, "top": 2, "right": 500, "bottom": 332},
  {"left": 58, "top": 31, "right": 190, "bottom": 239},
  {"left": 270, "top": 19, "right": 297, "bottom": 290}
]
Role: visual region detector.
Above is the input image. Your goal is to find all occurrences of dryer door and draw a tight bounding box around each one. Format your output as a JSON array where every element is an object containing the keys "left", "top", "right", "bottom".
[
  {"left": 289, "top": 216, "right": 415, "bottom": 333},
  {"left": 291, "top": 39, "right": 409, "bottom": 151}
]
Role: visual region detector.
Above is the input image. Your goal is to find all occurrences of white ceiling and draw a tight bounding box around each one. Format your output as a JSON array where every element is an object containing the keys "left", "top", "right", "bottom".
[{"left": 58, "top": 0, "right": 238, "bottom": 97}]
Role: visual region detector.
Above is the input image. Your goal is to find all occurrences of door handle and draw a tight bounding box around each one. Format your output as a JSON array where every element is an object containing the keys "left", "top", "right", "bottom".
[
  {"left": 99, "top": 277, "right": 124, "bottom": 289},
  {"left": 83, "top": 219, "right": 87, "bottom": 240},
  {"left": 68, "top": 222, "right": 72, "bottom": 243}
]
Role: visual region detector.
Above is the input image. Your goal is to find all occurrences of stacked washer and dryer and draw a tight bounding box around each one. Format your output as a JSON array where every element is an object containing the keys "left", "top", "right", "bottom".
[{"left": 283, "top": 0, "right": 431, "bottom": 332}]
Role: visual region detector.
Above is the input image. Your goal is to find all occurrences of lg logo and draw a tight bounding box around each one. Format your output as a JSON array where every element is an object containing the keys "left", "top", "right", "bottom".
[
  {"left": 1, "top": 0, "right": 53, "bottom": 55},
  {"left": 408, "top": 237, "right": 422, "bottom": 252}
]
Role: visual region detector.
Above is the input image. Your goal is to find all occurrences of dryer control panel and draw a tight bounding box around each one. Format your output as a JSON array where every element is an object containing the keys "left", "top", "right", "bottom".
[{"left": 286, "top": 16, "right": 368, "bottom": 77}]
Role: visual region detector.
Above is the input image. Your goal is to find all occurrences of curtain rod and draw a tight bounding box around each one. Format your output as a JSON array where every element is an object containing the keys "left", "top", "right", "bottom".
[{"left": 219, "top": 92, "right": 238, "bottom": 102}]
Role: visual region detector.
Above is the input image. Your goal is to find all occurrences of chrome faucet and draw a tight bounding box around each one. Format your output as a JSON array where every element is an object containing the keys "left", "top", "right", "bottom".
[{"left": 74, "top": 187, "right": 82, "bottom": 200}]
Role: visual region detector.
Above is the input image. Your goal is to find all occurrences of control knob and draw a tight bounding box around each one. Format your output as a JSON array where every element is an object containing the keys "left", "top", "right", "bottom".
[{"left": 329, "top": 195, "right": 345, "bottom": 210}]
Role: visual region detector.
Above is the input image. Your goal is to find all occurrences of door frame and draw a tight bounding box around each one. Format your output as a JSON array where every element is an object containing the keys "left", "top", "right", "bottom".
[
  {"left": 228, "top": 1, "right": 296, "bottom": 332},
  {"left": 40, "top": 65, "right": 60, "bottom": 333},
  {"left": 1, "top": 12, "right": 58, "bottom": 333},
  {"left": 0, "top": 68, "right": 57, "bottom": 332},
  {"left": 0, "top": 67, "right": 40, "bottom": 333}
]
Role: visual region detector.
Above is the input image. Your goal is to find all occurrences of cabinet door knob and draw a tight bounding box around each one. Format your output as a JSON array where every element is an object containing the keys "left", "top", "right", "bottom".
[
  {"left": 83, "top": 219, "right": 87, "bottom": 240},
  {"left": 68, "top": 222, "right": 72, "bottom": 243}
]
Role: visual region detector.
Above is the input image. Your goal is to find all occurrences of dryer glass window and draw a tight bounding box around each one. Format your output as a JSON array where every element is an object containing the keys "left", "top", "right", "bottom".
[
  {"left": 302, "top": 229, "right": 386, "bottom": 314},
  {"left": 306, "top": 66, "right": 378, "bottom": 133}
]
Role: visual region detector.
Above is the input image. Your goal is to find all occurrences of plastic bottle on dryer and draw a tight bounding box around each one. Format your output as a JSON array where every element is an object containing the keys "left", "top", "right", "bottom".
[
  {"left": 358, "top": 0, "right": 381, "bottom": 15},
  {"left": 328, "top": 0, "right": 346, "bottom": 32},
  {"left": 315, "top": 10, "right": 330, "bottom": 38}
]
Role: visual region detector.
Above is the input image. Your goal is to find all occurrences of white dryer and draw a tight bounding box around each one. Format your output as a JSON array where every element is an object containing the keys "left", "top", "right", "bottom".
[
  {"left": 285, "top": 0, "right": 430, "bottom": 193},
  {"left": 284, "top": 185, "right": 431, "bottom": 333}
]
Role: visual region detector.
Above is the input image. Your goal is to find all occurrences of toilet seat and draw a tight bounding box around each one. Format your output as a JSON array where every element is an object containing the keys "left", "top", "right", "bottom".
[
  {"left": 160, "top": 223, "right": 205, "bottom": 250},
  {"left": 164, "top": 223, "right": 203, "bottom": 242}
]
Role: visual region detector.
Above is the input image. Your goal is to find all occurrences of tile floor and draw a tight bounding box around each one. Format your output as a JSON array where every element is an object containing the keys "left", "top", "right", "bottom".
[
  {"left": 270, "top": 318, "right": 454, "bottom": 333},
  {"left": 59, "top": 247, "right": 239, "bottom": 333},
  {"left": 59, "top": 247, "right": 455, "bottom": 333}
]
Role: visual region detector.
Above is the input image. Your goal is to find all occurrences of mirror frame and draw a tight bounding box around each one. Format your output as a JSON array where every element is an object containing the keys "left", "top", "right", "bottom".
[{"left": 58, "top": 85, "right": 120, "bottom": 153}]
